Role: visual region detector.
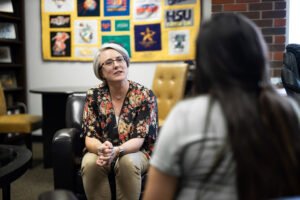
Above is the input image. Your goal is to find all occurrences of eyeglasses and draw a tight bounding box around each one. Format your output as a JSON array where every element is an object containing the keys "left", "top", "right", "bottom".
[{"left": 100, "top": 56, "right": 125, "bottom": 68}]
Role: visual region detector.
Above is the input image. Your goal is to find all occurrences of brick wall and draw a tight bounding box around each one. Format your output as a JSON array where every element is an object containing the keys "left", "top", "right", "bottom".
[{"left": 211, "top": 0, "right": 286, "bottom": 77}]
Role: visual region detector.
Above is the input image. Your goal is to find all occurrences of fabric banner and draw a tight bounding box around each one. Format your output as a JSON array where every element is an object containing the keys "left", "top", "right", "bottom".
[{"left": 41, "top": 0, "right": 201, "bottom": 62}]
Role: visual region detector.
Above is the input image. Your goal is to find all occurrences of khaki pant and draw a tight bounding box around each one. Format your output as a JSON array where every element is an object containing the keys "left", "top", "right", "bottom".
[{"left": 81, "top": 152, "right": 149, "bottom": 200}]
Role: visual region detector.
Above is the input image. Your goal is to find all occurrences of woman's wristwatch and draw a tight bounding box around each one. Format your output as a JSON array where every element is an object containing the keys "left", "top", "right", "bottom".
[{"left": 118, "top": 146, "right": 125, "bottom": 157}]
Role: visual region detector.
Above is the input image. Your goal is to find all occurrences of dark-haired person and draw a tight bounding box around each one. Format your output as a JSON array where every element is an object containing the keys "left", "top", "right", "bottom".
[
  {"left": 81, "top": 43, "right": 158, "bottom": 200},
  {"left": 143, "top": 13, "right": 300, "bottom": 200}
]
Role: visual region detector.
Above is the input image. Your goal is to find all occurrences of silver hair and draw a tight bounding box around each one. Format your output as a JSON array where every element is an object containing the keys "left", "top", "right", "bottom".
[{"left": 93, "top": 43, "right": 130, "bottom": 81}]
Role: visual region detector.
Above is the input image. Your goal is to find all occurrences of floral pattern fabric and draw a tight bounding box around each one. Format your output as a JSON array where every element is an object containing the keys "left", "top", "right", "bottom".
[{"left": 81, "top": 80, "right": 158, "bottom": 159}]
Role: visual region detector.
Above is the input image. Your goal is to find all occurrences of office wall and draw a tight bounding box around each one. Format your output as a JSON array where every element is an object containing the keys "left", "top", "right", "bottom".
[
  {"left": 211, "top": 0, "right": 287, "bottom": 77},
  {"left": 288, "top": 0, "right": 300, "bottom": 44}
]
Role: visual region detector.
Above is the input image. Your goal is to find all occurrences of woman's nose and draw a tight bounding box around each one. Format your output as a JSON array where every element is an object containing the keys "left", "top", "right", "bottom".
[{"left": 113, "top": 63, "right": 119, "bottom": 69}]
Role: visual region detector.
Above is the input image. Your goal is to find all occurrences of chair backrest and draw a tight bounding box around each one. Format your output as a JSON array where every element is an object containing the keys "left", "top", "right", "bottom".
[
  {"left": 66, "top": 93, "right": 86, "bottom": 129},
  {"left": 152, "top": 63, "right": 188, "bottom": 126},
  {"left": 0, "top": 83, "right": 7, "bottom": 116}
]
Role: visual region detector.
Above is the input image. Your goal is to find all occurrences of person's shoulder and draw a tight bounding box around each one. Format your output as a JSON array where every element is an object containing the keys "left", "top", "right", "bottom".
[
  {"left": 129, "top": 80, "right": 148, "bottom": 90},
  {"left": 165, "top": 95, "right": 212, "bottom": 119},
  {"left": 176, "top": 95, "right": 211, "bottom": 110},
  {"left": 86, "top": 83, "right": 107, "bottom": 95},
  {"left": 129, "top": 80, "right": 153, "bottom": 96}
]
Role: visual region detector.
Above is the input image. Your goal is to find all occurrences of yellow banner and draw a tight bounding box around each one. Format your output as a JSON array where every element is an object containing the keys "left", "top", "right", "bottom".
[{"left": 41, "top": 0, "right": 201, "bottom": 62}]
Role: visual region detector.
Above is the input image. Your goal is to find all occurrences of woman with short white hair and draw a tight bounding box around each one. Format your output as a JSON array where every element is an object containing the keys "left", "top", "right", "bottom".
[{"left": 81, "top": 43, "right": 158, "bottom": 200}]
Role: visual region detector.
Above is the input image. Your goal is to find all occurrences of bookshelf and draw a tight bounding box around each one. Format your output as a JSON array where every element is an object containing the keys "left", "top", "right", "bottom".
[{"left": 0, "top": 0, "right": 27, "bottom": 108}]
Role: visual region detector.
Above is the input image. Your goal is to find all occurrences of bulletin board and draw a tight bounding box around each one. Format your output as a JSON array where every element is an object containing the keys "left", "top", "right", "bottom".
[{"left": 41, "top": 0, "right": 201, "bottom": 62}]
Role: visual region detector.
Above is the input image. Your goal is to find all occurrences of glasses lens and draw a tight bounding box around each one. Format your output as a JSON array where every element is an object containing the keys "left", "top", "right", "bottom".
[
  {"left": 116, "top": 57, "right": 124, "bottom": 62},
  {"left": 102, "top": 56, "right": 125, "bottom": 68},
  {"left": 105, "top": 59, "right": 114, "bottom": 67}
]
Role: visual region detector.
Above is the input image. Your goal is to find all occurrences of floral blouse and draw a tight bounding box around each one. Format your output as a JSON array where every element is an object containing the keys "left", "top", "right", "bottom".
[{"left": 81, "top": 80, "right": 158, "bottom": 159}]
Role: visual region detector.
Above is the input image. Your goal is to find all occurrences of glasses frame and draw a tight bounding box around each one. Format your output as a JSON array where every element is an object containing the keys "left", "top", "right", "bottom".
[{"left": 100, "top": 56, "right": 126, "bottom": 69}]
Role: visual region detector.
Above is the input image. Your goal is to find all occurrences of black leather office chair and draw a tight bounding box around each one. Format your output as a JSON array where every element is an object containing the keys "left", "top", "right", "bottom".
[
  {"left": 281, "top": 44, "right": 300, "bottom": 97},
  {"left": 52, "top": 93, "right": 147, "bottom": 200},
  {"left": 52, "top": 93, "right": 87, "bottom": 200}
]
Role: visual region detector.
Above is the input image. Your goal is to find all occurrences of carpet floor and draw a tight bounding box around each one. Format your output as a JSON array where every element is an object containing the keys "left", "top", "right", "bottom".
[{"left": 0, "top": 142, "right": 54, "bottom": 200}]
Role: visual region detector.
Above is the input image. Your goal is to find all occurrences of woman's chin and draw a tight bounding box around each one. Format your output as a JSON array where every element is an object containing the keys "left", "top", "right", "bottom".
[{"left": 107, "top": 76, "right": 127, "bottom": 83}]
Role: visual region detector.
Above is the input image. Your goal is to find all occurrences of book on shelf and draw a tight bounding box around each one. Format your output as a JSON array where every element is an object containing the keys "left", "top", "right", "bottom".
[
  {"left": 0, "top": 46, "right": 12, "bottom": 63},
  {"left": 0, "top": 71, "right": 17, "bottom": 89},
  {"left": 0, "top": 23, "right": 17, "bottom": 40},
  {"left": 0, "top": 0, "right": 14, "bottom": 13}
]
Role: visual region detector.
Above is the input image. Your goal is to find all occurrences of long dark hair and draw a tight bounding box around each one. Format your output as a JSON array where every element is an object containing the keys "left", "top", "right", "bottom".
[{"left": 195, "top": 13, "right": 300, "bottom": 199}]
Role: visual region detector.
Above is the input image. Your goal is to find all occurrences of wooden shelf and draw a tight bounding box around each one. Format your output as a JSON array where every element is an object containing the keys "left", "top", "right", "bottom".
[
  {"left": 0, "top": 64, "right": 23, "bottom": 68},
  {"left": 0, "top": 13, "right": 21, "bottom": 21},
  {"left": 0, "top": 0, "right": 27, "bottom": 107},
  {"left": 3, "top": 87, "right": 24, "bottom": 92},
  {"left": 0, "top": 40, "right": 23, "bottom": 45}
]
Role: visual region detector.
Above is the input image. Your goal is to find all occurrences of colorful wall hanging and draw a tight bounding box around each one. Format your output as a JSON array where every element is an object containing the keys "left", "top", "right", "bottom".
[{"left": 41, "top": 0, "right": 201, "bottom": 62}]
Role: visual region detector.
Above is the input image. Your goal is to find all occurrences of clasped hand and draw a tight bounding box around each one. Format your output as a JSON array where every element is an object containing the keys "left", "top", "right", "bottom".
[{"left": 96, "top": 141, "right": 117, "bottom": 166}]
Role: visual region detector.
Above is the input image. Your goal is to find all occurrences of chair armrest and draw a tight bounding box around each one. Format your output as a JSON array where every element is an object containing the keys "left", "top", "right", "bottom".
[{"left": 52, "top": 128, "right": 82, "bottom": 191}]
